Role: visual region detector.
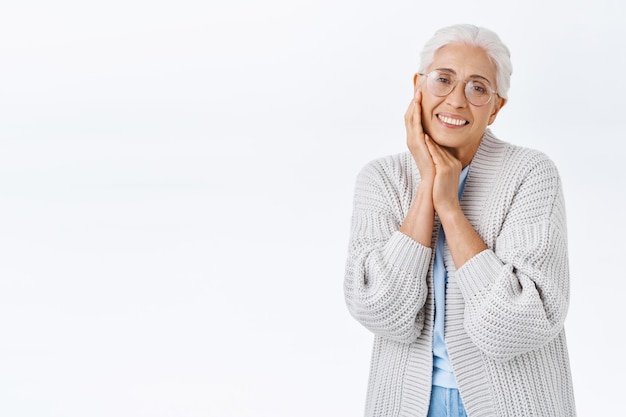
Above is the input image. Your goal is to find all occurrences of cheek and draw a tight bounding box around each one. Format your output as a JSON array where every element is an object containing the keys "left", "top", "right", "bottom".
[
  {"left": 473, "top": 109, "right": 493, "bottom": 126},
  {"left": 420, "top": 106, "right": 436, "bottom": 136},
  {"left": 420, "top": 98, "right": 438, "bottom": 125},
  {"left": 420, "top": 104, "right": 432, "bottom": 124},
  {"left": 419, "top": 93, "right": 435, "bottom": 116}
]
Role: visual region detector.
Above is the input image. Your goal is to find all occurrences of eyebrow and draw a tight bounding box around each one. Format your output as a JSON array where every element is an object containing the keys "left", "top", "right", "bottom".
[{"left": 435, "top": 68, "right": 492, "bottom": 83}]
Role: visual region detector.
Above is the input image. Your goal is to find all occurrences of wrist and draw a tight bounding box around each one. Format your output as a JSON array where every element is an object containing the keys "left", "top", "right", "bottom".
[
  {"left": 415, "top": 182, "right": 435, "bottom": 213},
  {"left": 417, "top": 178, "right": 434, "bottom": 192},
  {"left": 436, "top": 202, "right": 463, "bottom": 224}
]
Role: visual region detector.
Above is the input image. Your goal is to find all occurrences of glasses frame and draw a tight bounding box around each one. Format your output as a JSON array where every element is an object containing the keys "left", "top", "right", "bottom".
[{"left": 420, "top": 70, "right": 499, "bottom": 107}]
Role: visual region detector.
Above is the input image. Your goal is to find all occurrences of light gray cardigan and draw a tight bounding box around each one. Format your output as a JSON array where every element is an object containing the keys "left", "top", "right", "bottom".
[{"left": 344, "top": 130, "right": 576, "bottom": 416}]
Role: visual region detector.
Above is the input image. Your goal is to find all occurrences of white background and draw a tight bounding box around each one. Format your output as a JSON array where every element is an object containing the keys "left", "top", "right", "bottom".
[{"left": 0, "top": 0, "right": 624, "bottom": 416}]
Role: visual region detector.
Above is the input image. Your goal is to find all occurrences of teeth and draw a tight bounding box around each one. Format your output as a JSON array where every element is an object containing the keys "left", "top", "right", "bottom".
[{"left": 438, "top": 115, "right": 467, "bottom": 126}]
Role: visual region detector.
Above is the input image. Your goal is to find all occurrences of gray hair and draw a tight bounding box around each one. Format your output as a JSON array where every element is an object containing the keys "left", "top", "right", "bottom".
[{"left": 418, "top": 24, "right": 513, "bottom": 99}]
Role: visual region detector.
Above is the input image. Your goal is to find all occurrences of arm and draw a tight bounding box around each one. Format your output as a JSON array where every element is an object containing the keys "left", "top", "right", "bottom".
[
  {"left": 456, "top": 156, "right": 570, "bottom": 361},
  {"left": 425, "top": 138, "right": 570, "bottom": 361},
  {"left": 424, "top": 135, "right": 487, "bottom": 268},
  {"left": 399, "top": 91, "right": 436, "bottom": 247},
  {"left": 343, "top": 94, "right": 437, "bottom": 343},
  {"left": 344, "top": 161, "right": 433, "bottom": 343}
]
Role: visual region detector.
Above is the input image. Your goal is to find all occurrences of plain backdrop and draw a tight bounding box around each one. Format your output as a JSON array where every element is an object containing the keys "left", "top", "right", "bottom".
[{"left": 0, "top": 0, "right": 624, "bottom": 416}]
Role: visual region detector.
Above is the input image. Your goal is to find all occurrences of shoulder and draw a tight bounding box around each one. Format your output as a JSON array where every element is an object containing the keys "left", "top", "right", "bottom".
[
  {"left": 485, "top": 134, "right": 565, "bottom": 221},
  {"left": 356, "top": 151, "right": 415, "bottom": 183},
  {"left": 505, "top": 145, "right": 562, "bottom": 190},
  {"left": 352, "top": 151, "right": 416, "bottom": 210},
  {"left": 482, "top": 131, "right": 561, "bottom": 185}
]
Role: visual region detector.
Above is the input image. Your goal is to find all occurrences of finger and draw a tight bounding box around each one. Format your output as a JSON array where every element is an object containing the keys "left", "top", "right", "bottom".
[
  {"left": 426, "top": 136, "right": 458, "bottom": 163},
  {"left": 405, "top": 93, "right": 423, "bottom": 125},
  {"left": 412, "top": 91, "right": 423, "bottom": 133},
  {"left": 404, "top": 100, "right": 415, "bottom": 123},
  {"left": 424, "top": 135, "right": 443, "bottom": 163},
  {"left": 409, "top": 124, "right": 429, "bottom": 157}
]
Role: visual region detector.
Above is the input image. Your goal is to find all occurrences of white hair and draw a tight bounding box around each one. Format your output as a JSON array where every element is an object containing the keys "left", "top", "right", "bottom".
[{"left": 418, "top": 24, "right": 513, "bottom": 99}]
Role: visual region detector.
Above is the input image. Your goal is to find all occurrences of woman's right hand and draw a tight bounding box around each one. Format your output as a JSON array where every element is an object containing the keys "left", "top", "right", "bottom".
[
  {"left": 400, "top": 90, "right": 436, "bottom": 245},
  {"left": 404, "top": 90, "right": 435, "bottom": 184}
]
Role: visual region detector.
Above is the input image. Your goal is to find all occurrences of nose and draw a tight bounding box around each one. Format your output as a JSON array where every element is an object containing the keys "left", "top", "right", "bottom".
[{"left": 445, "top": 81, "right": 468, "bottom": 108}]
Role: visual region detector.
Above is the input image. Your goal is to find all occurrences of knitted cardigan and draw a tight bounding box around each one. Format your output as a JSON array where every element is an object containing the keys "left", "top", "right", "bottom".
[{"left": 344, "top": 130, "right": 576, "bottom": 416}]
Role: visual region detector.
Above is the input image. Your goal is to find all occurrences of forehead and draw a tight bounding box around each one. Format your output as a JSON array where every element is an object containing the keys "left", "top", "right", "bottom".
[{"left": 428, "top": 43, "right": 497, "bottom": 81}]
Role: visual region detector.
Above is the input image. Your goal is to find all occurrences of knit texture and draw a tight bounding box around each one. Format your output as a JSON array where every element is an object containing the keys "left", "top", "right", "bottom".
[{"left": 344, "top": 130, "right": 576, "bottom": 417}]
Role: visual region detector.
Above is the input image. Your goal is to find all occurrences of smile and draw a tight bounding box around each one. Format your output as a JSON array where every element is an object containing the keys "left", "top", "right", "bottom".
[{"left": 437, "top": 114, "right": 469, "bottom": 126}]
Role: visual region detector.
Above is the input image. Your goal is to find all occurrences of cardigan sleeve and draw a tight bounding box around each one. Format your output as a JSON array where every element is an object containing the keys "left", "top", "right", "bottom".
[
  {"left": 456, "top": 153, "right": 570, "bottom": 362},
  {"left": 344, "top": 159, "right": 432, "bottom": 344}
]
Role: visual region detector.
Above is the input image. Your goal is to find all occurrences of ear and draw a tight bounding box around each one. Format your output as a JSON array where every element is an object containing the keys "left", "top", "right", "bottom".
[
  {"left": 488, "top": 96, "right": 507, "bottom": 125},
  {"left": 413, "top": 73, "right": 422, "bottom": 94}
]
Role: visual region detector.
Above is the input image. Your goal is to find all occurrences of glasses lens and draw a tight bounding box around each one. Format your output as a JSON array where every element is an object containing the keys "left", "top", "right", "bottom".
[
  {"left": 426, "top": 70, "right": 495, "bottom": 106},
  {"left": 465, "top": 80, "right": 492, "bottom": 106},
  {"left": 427, "top": 70, "right": 454, "bottom": 97}
]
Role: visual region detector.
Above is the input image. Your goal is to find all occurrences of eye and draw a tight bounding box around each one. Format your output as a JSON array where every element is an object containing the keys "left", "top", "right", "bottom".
[
  {"left": 469, "top": 81, "right": 488, "bottom": 95},
  {"left": 434, "top": 74, "right": 452, "bottom": 84}
]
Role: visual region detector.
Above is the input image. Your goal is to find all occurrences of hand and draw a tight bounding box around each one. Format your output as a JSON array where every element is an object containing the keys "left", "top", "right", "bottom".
[
  {"left": 424, "top": 136, "right": 487, "bottom": 268},
  {"left": 425, "top": 136, "right": 463, "bottom": 215},
  {"left": 404, "top": 91, "right": 435, "bottom": 184}
]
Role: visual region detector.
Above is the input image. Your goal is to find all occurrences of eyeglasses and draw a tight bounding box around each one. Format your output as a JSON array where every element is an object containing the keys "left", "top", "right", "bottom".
[{"left": 421, "top": 69, "right": 498, "bottom": 107}]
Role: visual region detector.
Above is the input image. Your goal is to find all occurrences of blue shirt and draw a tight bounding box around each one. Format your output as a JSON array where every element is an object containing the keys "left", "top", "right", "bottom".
[{"left": 432, "top": 165, "right": 470, "bottom": 388}]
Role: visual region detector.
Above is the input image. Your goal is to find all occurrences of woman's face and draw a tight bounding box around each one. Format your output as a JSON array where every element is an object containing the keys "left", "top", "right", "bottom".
[{"left": 415, "top": 43, "right": 506, "bottom": 165}]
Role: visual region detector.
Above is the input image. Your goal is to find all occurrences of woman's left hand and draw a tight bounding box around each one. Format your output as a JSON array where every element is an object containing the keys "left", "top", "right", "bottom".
[{"left": 425, "top": 136, "right": 463, "bottom": 215}]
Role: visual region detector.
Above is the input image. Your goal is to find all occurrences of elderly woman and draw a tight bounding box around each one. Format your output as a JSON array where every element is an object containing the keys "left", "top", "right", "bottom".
[{"left": 344, "top": 24, "right": 576, "bottom": 417}]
